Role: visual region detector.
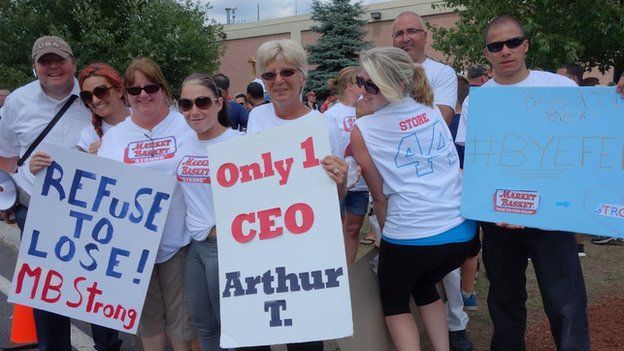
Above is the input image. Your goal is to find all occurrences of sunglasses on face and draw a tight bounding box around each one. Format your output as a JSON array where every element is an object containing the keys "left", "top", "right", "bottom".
[
  {"left": 485, "top": 36, "right": 525, "bottom": 53},
  {"left": 392, "top": 28, "right": 425, "bottom": 39},
  {"left": 126, "top": 84, "right": 161, "bottom": 96},
  {"left": 356, "top": 76, "right": 380, "bottom": 94},
  {"left": 177, "top": 96, "right": 218, "bottom": 112},
  {"left": 260, "top": 68, "right": 298, "bottom": 81},
  {"left": 80, "top": 85, "right": 113, "bottom": 104}
]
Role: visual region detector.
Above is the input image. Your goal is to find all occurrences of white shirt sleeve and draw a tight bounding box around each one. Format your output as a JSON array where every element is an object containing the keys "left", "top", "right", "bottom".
[
  {"left": 432, "top": 64, "right": 458, "bottom": 112},
  {"left": 455, "top": 96, "right": 469, "bottom": 146},
  {"left": 0, "top": 99, "right": 20, "bottom": 157}
]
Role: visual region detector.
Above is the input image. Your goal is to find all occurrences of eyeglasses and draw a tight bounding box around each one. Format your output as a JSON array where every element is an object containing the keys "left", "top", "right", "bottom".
[
  {"left": 177, "top": 96, "right": 218, "bottom": 112},
  {"left": 356, "top": 76, "right": 380, "bottom": 94},
  {"left": 392, "top": 28, "right": 425, "bottom": 39},
  {"left": 261, "top": 68, "right": 298, "bottom": 81},
  {"left": 126, "top": 84, "right": 161, "bottom": 96},
  {"left": 485, "top": 37, "right": 525, "bottom": 53},
  {"left": 80, "top": 85, "right": 113, "bottom": 104}
]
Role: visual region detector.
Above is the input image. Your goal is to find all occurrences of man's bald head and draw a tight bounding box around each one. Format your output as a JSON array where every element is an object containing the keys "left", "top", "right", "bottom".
[
  {"left": 392, "top": 11, "right": 428, "bottom": 63},
  {"left": 484, "top": 15, "right": 525, "bottom": 45}
]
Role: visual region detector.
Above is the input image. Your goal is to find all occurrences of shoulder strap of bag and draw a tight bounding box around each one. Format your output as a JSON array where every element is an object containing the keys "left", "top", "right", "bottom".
[{"left": 17, "top": 94, "right": 78, "bottom": 167}]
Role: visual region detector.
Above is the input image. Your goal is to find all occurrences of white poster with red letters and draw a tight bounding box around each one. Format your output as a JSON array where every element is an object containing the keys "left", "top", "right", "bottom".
[
  {"left": 9, "top": 144, "right": 175, "bottom": 334},
  {"left": 208, "top": 116, "right": 353, "bottom": 347}
]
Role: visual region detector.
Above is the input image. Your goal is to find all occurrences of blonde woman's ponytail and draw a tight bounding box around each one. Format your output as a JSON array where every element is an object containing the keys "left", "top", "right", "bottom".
[{"left": 410, "top": 64, "right": 433, "bottom": 107}]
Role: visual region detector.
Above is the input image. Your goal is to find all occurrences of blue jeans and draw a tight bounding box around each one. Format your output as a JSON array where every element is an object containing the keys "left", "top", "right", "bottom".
[
  {"left": 482, "top": 224, "right": 589, "bottom": 351},
  {"left": 15, "top": 205, "right": 121, "bottom": 351},
  {"left": 185, "top": 236, "right": 224, "bottom": 351}
]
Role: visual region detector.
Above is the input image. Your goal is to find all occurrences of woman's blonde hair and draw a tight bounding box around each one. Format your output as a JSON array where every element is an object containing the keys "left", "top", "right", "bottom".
[
  {"left": 327, "top": 66, "right": 359, "bottom": 99},
  {"left": 256, "top": 39, "right": 309, "bottom": 78},
  {"left": 359, "top": 47, "right": 433, "bottom": 106}
]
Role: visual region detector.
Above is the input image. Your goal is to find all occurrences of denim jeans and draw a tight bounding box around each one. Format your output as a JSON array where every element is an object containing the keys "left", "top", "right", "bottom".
[
  {"left": 481, "top": 224, "right": 590, "bottom": 351},
  {"left": 185, "top": 237, "right": 224, "bottom": 351},
  {"left": 15, "top": 205, "right": 121, "bottom": 351}
]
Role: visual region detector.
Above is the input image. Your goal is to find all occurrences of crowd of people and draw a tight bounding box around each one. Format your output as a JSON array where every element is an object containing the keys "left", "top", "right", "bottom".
[{"left": 0, "top": 9, "right": 623, "bottom": 351}]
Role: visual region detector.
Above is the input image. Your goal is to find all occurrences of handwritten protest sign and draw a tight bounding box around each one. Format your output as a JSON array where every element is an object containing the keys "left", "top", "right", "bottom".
[
  {"left": 9, "top": 144, "right": 175, "bottom": 333},
  {"left": 208, "top": 116, "right": 352, "bottom": 347},
  {"left": 461, "top": 87, "right": 624, "bottom": 237}
]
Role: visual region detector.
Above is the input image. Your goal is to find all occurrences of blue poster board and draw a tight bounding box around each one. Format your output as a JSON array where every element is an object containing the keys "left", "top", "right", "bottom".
[{"left": 461, "top": 87, "right": 624, "bottom": 237}]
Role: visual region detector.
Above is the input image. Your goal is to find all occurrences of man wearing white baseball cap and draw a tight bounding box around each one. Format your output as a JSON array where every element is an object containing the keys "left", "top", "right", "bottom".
[{"left": 0, "top": 35, "right": 122, "bottom": 351}]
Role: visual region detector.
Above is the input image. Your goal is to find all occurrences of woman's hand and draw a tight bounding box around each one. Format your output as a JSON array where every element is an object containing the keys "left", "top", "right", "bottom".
[
  {"left": 29, "top": 151, "right": 53, "bottom": 175},
  {"left": 321, "top": 156, "right": 347, "bottom": 185},
  {"left": 88, "top": 140, "right": 103, "bottom": 154}
]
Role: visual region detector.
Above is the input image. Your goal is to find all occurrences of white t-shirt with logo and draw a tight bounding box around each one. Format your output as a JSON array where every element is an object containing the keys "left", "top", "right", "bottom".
[
  {"left": 0, "top": 79, "right": 91, "bottom": 195},
  {"left": 455, "top": 70, "right": 577, "bottom": 146},
  {"left": 355, "top": 96, "right": 464, "bottom": 240},
  {"left": 176, "top": 128, "right": 241, "bottom": 241},
  {"left": 324, "top": 101, "right": 368, "bottom": 191},
  {"left": 98, "top": 108, "right": 193, "bottom": 263},
  {"left": 247, "top": 102, "right": 343, "bottom": 157},
  {"left": 77, "top": 118, "right": 125, "bottom": 152},
  {"left": 421, "top": 58, "right": 458, "bottom": 112}
]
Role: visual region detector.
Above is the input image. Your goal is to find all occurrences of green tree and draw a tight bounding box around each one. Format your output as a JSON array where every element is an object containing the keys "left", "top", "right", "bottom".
[
  {"left": 429, "top": 0, "right": 624, "bottom": 80},
  {"left": 0, "top": 0, "right": 223, "bottom": 92},
  {"left": 305, "top": 0, "right": 371, "bottom": 97}
]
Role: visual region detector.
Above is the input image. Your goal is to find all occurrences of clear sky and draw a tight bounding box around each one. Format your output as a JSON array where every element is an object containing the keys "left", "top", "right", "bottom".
[{"left": 207, "top": 0, "right": 390, "bottom": 24}]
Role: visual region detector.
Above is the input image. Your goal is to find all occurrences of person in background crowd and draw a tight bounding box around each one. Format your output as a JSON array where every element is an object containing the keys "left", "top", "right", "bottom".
[
  {"left": 176, "top": 73, "right": 242, "bottom": 351},
  {"left": 213, "top": 73, "right": 248, "bottom": 131},
  {"left": 456, "top": 16, "right": 590, "bottom": 351},
  {"left": 466, "top": 64, "right": 490, "bottom": 87},
  {"left": 556, "top": 63, "right": 584, "bottom": 85},
  {"left": 580, "top": 77, "right": 600, "bottom": 86},
  {"left": 449, "top": 75, "right": 481, "bottom": 318},
  {"left": 324, "top": 66, "right": 369, "bottom": 265},
  {"left": 235, "top": 92, "right": 251, "bottom": 111},
  {"left": 242, "top": 38, "right": 347, "bottom": 351},
  {"left": 320, "top": 89, "right": 338, "bottom": 113},
  {"left": 391, "top": 11, "right": 458, "bottom": 125},
  {"left": 351, "top": 47, "right": 476, "bottom": 351},
  {"left": 304, "top": 90, "right": 320, "bottom": 110},
  {"left": 75, "top": 62, "right": 130, "bottom": 154},
  {"left": 246, "top": 81, "right": 270, "bottom": 109},
  {"left": 0, "top": 89, "right": 10, "bottom": 107},
  {"left": 98, "top": 57, "right": 196, "bottom": 351}
]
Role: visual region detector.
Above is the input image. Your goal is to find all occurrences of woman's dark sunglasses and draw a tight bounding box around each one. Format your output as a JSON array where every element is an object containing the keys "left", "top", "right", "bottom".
[
  {"left": 485, "top": 36, "right": 525, "bottom": 53},
  {"left": 80, "top": 85, "right": 112, "bottom": 104},
  {"left": 260, "top": 68, "right": 297, "bottom": 81},
  {"left": 177, "top": 96, "right": 217, "bottom": 112},
  {"left": 126, "top": 84, "right": 161, "bottom": 96},
  {"left": 356, "top": 76, "right": 380, "bottom": 94}
]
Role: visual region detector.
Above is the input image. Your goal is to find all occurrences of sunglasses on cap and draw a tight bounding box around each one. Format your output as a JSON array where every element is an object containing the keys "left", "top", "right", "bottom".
[
  {"left": 356, "top": 76, "right": 380, "bottom": 94},
  {"left": 260, "top": 68, "right": 298, "bottom": 81},
  {"left": 177, "top": 96, "right": 218, "bottom": 112},
  {"left": 80, "top": 85, "right": 113, "bottom": 104},
  {"left": 126, "top": 84, "right": 161, "bottom": 96},
  {"left": 485, "top": 37, "right": 525, "bottom": 53}
]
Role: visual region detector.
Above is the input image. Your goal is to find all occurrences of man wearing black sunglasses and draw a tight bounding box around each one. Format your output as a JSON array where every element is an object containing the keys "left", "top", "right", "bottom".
[
  {"left": 392, "top": 11, "right": 458, "bottom": 126},
  {"left": 456, "top": 16, "right": 591, "bottom": 351},
  {"left": 214, "top": 73, "right": 249, "bottom": 132}
]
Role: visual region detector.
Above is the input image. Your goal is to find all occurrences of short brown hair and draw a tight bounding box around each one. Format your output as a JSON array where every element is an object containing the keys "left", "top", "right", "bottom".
[{"left": 124, "top": 57, "right": 173, "bottom": 104}]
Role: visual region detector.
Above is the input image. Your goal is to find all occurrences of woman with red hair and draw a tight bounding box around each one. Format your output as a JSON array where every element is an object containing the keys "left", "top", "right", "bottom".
[{"left": 76, "top": 62, "right": 130, "bottom": 153}]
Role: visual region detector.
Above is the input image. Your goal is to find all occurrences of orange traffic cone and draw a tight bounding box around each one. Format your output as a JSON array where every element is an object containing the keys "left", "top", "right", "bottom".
[{"left": 10, "top": 304, "right": 37, "bottom": 344}]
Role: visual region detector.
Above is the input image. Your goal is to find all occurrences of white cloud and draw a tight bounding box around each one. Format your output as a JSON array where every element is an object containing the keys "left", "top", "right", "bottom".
[{"left": 205, "top": 0, "right": 390, "bottom": 24}]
